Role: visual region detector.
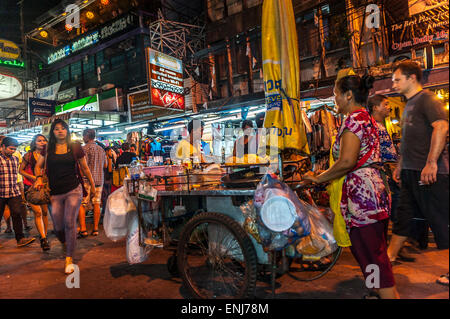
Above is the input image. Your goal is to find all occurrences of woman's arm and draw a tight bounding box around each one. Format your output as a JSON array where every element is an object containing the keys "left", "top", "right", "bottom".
[
  {"left": 19, "top": 153, "right": 36, "bottom": 182},
  {"left": 79, "top": 156, "right": 96, "bottom": 189},
  {"left": 305, "top": 130, "right": 360, "bottom": 184},
  {"left": 33, "top": 154, "right": 45, "bottom": 188}
]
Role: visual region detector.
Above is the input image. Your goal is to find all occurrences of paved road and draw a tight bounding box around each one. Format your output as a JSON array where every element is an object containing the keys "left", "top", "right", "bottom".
[{"left": 0, "top": 217, "right": 448, "bottom": 299}]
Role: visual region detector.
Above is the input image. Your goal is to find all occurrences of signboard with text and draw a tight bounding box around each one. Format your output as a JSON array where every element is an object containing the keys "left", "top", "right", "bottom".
[
  {"left": 28, "top": 98, "right": 56, "bottom": 122},
  {"left": 145, "top": 48, "right": 185, "bottom": 111},
  {"left": 388, "top": 0, "right": 449, "bottom": 53},
  {"left": 47, "top": 13, "right": 137, "bottom": 64}
]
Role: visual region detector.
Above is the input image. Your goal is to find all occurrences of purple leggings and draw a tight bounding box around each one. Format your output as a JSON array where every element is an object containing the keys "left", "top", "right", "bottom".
[{"left": 49, "top": 185, "right": 83, "bottom": 257}]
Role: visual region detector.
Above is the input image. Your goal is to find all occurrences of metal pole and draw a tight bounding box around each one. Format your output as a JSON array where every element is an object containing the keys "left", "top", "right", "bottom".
[{"left": 19, "top": 0, "right": 29, "bottom": 123}]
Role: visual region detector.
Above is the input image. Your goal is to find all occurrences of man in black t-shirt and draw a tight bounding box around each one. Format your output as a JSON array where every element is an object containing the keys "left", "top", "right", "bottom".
[
  {"left": 115, "top": 143, "right": 138, "bottom": 167},
  {"left": 388, "top": 61, "right": 449, "bottom": 286}
]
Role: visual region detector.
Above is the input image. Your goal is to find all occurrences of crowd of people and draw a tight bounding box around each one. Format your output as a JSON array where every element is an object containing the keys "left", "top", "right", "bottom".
[{"left": 0, "top": 61, "right": 448, "bottom": 298}]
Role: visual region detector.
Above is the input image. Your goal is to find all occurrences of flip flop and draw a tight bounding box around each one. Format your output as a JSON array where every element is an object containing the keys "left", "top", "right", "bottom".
[{"left": 91, "top": 229, "right": 99, "bottom": 236}]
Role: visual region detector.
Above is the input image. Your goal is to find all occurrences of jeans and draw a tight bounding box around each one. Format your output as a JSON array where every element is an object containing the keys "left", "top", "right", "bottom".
[
  {"left": 49, "top": 185, "right": 83, "bottom": 257},
  {"left": 0, "top": 196, "right": 26, "bottom": 242}
]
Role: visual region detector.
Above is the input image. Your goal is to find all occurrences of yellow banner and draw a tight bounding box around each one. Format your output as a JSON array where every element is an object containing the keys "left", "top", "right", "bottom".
[{"left": 261, "top": 0, "right": 308, "bottom": 153}]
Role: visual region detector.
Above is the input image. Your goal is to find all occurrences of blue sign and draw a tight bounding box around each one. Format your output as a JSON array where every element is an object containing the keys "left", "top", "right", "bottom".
[{"left": 29, "top": 98, "right": 56, "bottom": 122}]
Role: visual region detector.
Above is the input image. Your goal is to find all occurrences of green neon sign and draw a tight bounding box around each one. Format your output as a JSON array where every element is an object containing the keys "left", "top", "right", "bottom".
[
  {"left": 56, "top": 94, "right": 99, "bottom": 114},
  {"left": 0, "top": 59, "right": 25, "bottom": 68}
]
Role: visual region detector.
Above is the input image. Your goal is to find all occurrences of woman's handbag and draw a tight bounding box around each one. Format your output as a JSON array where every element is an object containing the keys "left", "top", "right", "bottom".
[{"left": 25, "top": 152, "right": 51, "bottom": 205}]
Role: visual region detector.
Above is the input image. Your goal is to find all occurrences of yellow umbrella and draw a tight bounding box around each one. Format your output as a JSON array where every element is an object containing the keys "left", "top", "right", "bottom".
[{"left": 261, "top": 0, "right": 309, "bottom": 154}]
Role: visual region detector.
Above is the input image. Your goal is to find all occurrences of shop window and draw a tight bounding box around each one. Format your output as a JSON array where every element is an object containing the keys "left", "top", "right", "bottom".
[
  {"left": 59, "top": 65, "right": 70, "bottom": 83},
  {"left": 245, "top": 0, "right": 262, "bottom": 8},
  {"left": 49, "top": 71, "right": 59, "bottom": 84},
  {"left": 227, "top": 0, "right": 243, "bottom": 15},
  {"left": 71, "top": 61, "right": 82, "bottom": 81},
  {"left": 83, "top": 54, "right": 95, "bottom": 75},
  {"left": 235, "top": 44, "right": 247, "bottom": 74},
  {"left": 208, "top": 0, "right": 225, "bottom": 22},
  {"left": 111, "top": 54, "right": 125, "bottom": 69},
  {"left": 217, "top": 52, "right": 228, "bottom": 81}
]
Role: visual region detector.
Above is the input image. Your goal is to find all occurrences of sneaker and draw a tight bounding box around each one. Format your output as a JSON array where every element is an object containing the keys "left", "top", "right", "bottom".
[
  {"left": 40, "top": 238, "right": 50, "bottom": 251},
  {"left": 17, "top": 237, "right": 36, "bottom": 247}
]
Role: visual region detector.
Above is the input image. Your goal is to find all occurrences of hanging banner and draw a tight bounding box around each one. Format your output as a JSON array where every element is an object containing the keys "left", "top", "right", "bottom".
[
  {"left": 35, "top": 81, "right": 62, "bottom": 100},
  {"left": 261, "top": 0, "right": 309, "bottom": 153},
  {"left": 28, "top": 98, "right": 56, "bottom": 122},
  {"left": 145, "top": 48, "right": 185, "bottom": 110},
  {"left": 388, "top": 1, "right": 449, "bottom": 53}
]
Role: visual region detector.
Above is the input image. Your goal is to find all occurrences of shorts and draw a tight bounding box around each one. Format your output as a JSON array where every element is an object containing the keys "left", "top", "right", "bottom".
[
  {"left": 81, "top": 182, "right": 103, "bottom": 206},
  {"left": 392, "top": 169, "right": 449, "bottom": 249},
  {"left": 349, "top": 219, "right": 395, "bottom": 289}
]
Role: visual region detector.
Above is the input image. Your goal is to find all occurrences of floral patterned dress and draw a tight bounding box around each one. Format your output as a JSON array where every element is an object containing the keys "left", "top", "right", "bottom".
[{"left": 332, "top": 109, "right": 391, "bottom": 231}]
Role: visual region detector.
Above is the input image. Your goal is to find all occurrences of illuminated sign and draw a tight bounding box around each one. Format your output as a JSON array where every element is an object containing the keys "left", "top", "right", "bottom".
[
  {"left": 0, "top": 59, "right": 24, "bottom": 68},
  {"left": 28, "top": 98, "right": 56, "bottom": 122},
  {"left": 145, "top": 48, "right": 185, "bottom": 110},
  {"left": 0, "top": 39, "right": 20, "bottom": 60},
  {"left": 0, "top": 73, "right": 23, "bottom": 101},
  {"left": 55, "top": 94, "right": 99, "bottom": 114},
  {"left": 47, "top": 14, "right": 136, "bottom": 64}
]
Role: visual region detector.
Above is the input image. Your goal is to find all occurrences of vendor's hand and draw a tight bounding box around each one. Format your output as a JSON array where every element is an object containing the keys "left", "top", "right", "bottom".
[
  {"left": 420, "top": 161, "right": 438, "bottom": 185},
  {"left": 302, "top": 171, "right": 320, "bottom": 184}
]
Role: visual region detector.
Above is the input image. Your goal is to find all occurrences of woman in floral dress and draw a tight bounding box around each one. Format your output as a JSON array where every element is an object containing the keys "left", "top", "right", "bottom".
[{"left": 304, "top": 75, "right": 399, "bottom": 299}]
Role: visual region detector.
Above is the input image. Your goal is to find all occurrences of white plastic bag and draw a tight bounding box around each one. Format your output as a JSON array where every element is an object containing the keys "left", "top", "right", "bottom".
[
  {"left": 126, "top": 211, "right": 153, "bottom": 264},
  {"left": 104, "top": 186, "right": 136, "bottom": 241}
]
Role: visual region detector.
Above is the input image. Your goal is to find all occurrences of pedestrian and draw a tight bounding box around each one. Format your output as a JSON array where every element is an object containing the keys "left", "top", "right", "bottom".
[
  {"left": 0, "top": 137, "right": 36, "bottom": 248},
  {"left": 388, "top": 61, "right": 449, "bottom": 286},
  {"left": 233, "top": 120, "right": 257, "bottom": 158},
  {"left": 78, "top": 129, "right": 107, "bottom": 238},
  {"left": 304, "top": 74, "right": 399, "bottom": 299},
  {"left": 34, "top": 119, "right": 96, "bottom": 274},
  {"left": 19, "top": 134, "right": 50, "bottom": 251},
  {"left": 116, "top": 142, "right": 138, "bottom": 166},
  {"left": 0, "top": 135, "right": 30, "bottom": 233}
]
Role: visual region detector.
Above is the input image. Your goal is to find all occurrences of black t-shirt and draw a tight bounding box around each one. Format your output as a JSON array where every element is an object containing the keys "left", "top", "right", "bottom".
[
  {"left": 47, "top": 152, "right": 79, "bottom": 195},
  {"left": 400, "top": 89, "right": 449, "bottom": 174},
  {"left": 116, "top": 152, "right": 137, "bottom": 167}
]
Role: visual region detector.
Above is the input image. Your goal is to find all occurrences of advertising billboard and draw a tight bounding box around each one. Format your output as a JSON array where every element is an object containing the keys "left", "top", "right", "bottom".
[
  {"left": 28, "top": 98, "right": 56, "bottom": 122},
  {"left": 145, "top": 48, "right": 185, "bottom": 111}
]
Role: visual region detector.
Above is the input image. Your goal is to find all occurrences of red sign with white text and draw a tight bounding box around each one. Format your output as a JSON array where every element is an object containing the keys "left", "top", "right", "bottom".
[{"left": 145, "top": 48, "right": 185, "bottom": 111}]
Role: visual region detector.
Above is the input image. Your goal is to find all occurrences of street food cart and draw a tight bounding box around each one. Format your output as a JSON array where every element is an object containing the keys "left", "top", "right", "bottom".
[{"left": 129, "top": 159, "right": 341, "bottom": 299}]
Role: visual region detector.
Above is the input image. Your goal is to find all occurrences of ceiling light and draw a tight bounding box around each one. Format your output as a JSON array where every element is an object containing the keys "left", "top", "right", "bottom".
[
  {"left": 125, "top": 123, "right": 148, "bottom": 131},
  {"left": 98, "top": 130, "right": 123, "bottom": 135},
  {"left": 205, "top": 115, "right": 238, "bottom": 124},
  {"left": 65, "top": 24, "right": 73, "bottom": 31},
  {"left": 39, "top": 30, "right": 48, "bottom": 38},
  {"left": 101, "top": 0, "right": 110, "bottom": 5},
  {"left": 154, "top": 124, "right": 186, "bottom": 132}
]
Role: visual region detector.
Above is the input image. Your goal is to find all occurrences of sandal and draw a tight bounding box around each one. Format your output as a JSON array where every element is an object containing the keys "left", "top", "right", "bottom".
[
  {"left": 91, "top": 229, "right": 99, "bottom": 236},
  {"left": 436, "top": 273, "right": 449, "bottom": 286},
  {"left": 77, "top": 231, "right": 88, "bottom": 238}
]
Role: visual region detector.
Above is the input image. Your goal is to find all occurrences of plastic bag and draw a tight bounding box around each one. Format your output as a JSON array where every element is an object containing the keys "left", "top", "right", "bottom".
[
  {"left": 252, "top": 174, "right": 311, "bottom": 251},
  {"left": 104, "top": 186, "right": 136, "bottom": 241},
  {"left": 126, "top": 211, "right": 154, "bottom": 264},
  {"left": 240, "top": 200, "right": 262, "bottom": 244},
  {"left": 295, "top": 199, "right": 338, "bottom": 259}
]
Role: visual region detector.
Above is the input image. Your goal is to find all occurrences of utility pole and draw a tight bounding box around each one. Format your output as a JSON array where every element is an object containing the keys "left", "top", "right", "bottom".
[{"left": 18, "top": 0, "right": 29, "bottom": 123}]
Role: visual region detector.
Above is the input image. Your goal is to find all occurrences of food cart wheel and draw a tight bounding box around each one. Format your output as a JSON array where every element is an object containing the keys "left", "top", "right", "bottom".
[
  {"left": 177, "top": 212, "right": 258, "bottom": 299},
  {"left": 167, "top": 254, "right": 179, "bottom": 277},
  {"left": 288, "top": 246, "right": 343, "bottom": 282}
]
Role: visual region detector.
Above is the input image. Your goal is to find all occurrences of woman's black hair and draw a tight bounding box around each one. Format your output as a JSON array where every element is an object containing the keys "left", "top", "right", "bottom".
[
  {"left": 48, "top": 119, "right": 72, "bottom": 154},
  {"left": 241, "top": 120, "right": 254, "bottom": 129},
  {"left": 367, "top": 94, "right": 388, "bottom": 114},
  {"left": 335, "top": 74, "right": 375, "bottom": 106},
  {"left": 30, "top": 134, "right": 47, "bottom": 152}
]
